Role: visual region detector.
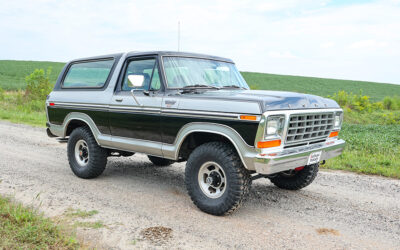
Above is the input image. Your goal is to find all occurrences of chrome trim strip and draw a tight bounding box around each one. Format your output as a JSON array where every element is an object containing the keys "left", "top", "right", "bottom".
[{"left": 47, "top": 102, "right": 260, "bottom": 121}]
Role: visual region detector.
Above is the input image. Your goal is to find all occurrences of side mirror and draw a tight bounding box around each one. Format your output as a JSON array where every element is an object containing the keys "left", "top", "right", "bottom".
[{"left": 127, "top": 74, "right": 145, "bottom": 88}]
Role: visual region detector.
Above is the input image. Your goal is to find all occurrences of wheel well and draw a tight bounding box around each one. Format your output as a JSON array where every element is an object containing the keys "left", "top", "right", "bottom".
[
  {"left": 65, "top": 119, "right": 90, "bottom": 136},
  {"left": 178, "top": 132, "right": 237, "bottom": 161}
]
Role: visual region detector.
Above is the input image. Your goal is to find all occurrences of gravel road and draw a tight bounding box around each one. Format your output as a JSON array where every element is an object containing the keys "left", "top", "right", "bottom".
[{"left": 0, "top": 121, "right": 399, "bottom": 249}]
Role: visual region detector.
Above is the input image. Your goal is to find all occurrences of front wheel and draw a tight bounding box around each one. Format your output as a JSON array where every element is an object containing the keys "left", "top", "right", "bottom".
[
  {"left": 185, "top": 142, "right": 251, "bottom": 216},
  {"left": 67, "top": 127, "right": 108, "bottom": 179},
  {"left": 270, "top": 163, "right": 319, "bottom": 190}
]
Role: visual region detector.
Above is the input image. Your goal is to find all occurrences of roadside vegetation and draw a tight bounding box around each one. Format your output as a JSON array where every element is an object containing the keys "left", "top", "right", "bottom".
[
  {"left": 0, "top": 60, "right": 399, "bottom": 179},
  {"left": 0, "top": 195, "right": 79, "bottom": 249}
]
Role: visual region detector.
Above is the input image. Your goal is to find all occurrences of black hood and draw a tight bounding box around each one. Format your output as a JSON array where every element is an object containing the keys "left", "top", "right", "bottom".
[{"left": 177, "top": 89, "right": 340, "bottom": 112}]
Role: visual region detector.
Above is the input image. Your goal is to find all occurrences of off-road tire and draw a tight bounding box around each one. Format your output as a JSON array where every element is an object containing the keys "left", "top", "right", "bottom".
[
  {"left": 67, "top": 126, "right": 108, "bottom": 179},
  {"left": 270, "top": 163, "right": 319, "bottom": 190},
  {"left": 147, "top": 155, "right": 174, "bottom": 166},
  {"left": 185, "top": 142, "right": 251, "bottom": 216}
]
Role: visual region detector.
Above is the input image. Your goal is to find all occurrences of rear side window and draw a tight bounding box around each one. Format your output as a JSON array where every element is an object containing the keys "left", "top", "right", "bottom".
[{"left": 62, "top": 59, "right": 115, "bottom": 88}]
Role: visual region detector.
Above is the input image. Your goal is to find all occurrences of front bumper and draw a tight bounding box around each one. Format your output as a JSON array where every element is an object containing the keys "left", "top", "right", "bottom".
[{"left": 254, "top": 139, "right": 345, "bottom": 175}]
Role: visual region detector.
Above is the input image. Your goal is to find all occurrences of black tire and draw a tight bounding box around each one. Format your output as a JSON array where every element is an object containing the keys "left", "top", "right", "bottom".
[
  {"left": 67, "top": 126, "right": 108, "bottom": 179},
  {"left": 147, "top": 155, "right": 174, "bottom": 166},
  {"left": 185, "top": 142, "right": 251, "bottom": 216},
  {"left": 270, "top": 163, "right": 319, "bottom": 190}
]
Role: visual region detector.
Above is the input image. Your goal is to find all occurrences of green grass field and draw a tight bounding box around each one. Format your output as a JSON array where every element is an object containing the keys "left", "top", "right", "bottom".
[
  {"left": 0, "top": 60, "right": 65, "bottom": 90},
  {"left": 1, "top": 60, "right": 400, "bottom": 101},
  {"left": 242, "top": 72, "right": 400, "bottom": 101}
]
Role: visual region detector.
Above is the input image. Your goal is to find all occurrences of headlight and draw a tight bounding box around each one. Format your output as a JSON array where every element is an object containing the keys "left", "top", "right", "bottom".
[
  {"left": 265, "top": 115, "right": 285, "bottom": 138},
  {"left": 334, "top": 112, "right": 343, "bottom": 128}
]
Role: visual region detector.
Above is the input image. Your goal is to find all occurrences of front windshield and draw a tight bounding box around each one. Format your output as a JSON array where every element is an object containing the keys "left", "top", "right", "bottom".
[{"left": 162, "top": 56, "right": 249, "bottom": 89}]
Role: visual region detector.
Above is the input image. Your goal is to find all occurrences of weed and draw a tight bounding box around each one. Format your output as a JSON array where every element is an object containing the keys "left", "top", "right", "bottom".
[{"left": 65, "top": 208, "right": 99, "bottom": 218}]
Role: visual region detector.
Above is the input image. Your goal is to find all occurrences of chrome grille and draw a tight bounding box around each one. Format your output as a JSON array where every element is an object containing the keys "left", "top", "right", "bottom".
[{"left": 285, "top": 113, "right": 334, "bottom": 145}]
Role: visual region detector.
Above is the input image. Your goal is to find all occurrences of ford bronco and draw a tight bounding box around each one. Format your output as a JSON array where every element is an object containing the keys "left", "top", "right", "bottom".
[{"left": 46, "top": 51, "right": 345, "bottom": 215}]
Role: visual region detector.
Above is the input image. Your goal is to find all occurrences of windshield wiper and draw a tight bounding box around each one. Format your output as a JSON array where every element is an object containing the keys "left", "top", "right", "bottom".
[
  {"left": 182, "top": 84, "right": 220, "bottom": 89},
  {"left": 221, "top": 85, "right": 247, "bottom": 90}
]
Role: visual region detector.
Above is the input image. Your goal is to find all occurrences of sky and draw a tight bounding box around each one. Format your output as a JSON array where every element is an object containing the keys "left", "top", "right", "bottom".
[{"left": 0, "top": 0, "right": 399, "bottom": 85}]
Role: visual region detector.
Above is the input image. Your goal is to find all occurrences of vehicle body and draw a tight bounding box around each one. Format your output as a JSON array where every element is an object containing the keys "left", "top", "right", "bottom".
[{"left": 46, "top": 51, "right": 345, "bottom": 215}]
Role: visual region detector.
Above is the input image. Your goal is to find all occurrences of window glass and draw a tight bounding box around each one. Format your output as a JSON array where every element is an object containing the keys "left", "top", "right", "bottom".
[
  {"left": 122, "top": 59, "right": 156, "bottom": 91},
  {"left": 150, "top": 62, "right": 161, "bottom": 91},
  {"left": 63, "top": 59, "right": 114, "bottom": 88},
  {"left": 162, "top": 57, "right": 249, "bottom": 89}
]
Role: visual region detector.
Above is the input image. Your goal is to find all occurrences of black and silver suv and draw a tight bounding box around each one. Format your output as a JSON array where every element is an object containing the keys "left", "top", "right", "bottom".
[{"left": 46, "top": 51, "right": 345, "bottom": 215}]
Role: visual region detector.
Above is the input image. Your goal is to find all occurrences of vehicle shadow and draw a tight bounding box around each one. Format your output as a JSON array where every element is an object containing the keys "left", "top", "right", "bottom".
[{"left": 101, "top": 156, "right": 323, "bottom": 213}]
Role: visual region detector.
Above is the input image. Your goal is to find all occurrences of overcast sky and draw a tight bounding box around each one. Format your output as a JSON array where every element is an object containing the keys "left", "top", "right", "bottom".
[{"left": 0, "top": 0, "right": 399, "bottom": 84}]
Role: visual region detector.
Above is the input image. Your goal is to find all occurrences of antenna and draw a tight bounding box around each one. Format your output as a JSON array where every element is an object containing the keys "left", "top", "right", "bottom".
[{"left": 178, "top": 21, "right": 181, "bottom": 52}]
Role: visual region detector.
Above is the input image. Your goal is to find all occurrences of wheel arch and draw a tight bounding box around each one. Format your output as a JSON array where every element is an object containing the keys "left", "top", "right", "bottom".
[
  {"left": 62, "top": 112, "right": 102, "bottom": 145},
  {"left": 162, "top": 122, "right": 257, "bottom": 171}
]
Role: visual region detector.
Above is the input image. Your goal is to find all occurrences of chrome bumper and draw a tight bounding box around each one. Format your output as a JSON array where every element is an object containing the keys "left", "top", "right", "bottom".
[{"left": 254, "top": 139, "right": 345, "bottom": 175}]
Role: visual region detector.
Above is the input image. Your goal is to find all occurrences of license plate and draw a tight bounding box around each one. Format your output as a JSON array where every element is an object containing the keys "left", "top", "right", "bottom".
[{"left": 307, "top": 151, "right": 322, "bottom": 165}]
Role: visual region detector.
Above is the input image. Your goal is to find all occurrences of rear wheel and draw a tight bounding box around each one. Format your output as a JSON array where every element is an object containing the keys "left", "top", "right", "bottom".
[
  {"left": 185, "top": 142, "right": 251, "bottom": 215},
  {"left": 270, "top": 163, "right": 319, "bottom": 190},
  {"left": 67, "top": 127, "right": 108, "bottom": 179},
  {"left": 147, "top": 155, "right": 174, "bottom": 166}
]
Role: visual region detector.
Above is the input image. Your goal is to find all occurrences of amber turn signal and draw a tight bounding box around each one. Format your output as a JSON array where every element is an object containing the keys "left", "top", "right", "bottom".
[
  {"left": 240, "top": 115, "right": 257, "bottom": 121},
  {"left": 257, "top": 139, "right": 281, "bottom": 148},
  {"left": 329, "top": 131, "right": 339, "bottom": 137}
]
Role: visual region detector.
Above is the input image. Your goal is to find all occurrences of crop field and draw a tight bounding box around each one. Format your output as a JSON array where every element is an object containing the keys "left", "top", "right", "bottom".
[
  {"left": 0, "top": 60, "right": 65, "bottom": 90},
  {"left": 0, "top": 60, "right": 399, "bottom": 179},
  {"left": 1, "top": 60, "right": 400, "bottom": 100},
  {"left": 242, "top": 71, "right": 400, "bottom": 101}
]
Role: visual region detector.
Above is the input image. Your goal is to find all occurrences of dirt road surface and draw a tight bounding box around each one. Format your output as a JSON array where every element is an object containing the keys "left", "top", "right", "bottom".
[{"left": 0, "top": 121, "right": 399, "bottom": 249}]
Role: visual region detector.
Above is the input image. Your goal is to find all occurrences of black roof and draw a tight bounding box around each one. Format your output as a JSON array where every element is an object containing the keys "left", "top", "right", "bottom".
[{"left": 70, "top": 51, "right": 233, "bottom": 63}]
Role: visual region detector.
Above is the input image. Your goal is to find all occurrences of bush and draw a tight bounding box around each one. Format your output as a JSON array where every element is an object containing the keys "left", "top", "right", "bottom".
[
  {"left": 329, "top": 90, "right": 377, "bottom": 112},
  {"left": 383, "top": 96, "right": 400, "bottom": 110},
  {"left": 25, "top": 68, "right": 53, "bottom": 101}
]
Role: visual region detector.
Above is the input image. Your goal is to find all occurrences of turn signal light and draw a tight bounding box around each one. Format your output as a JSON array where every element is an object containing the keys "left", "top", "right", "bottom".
[
  {"left": 329, "top": 131, "right": 339, "bottom": 137},
  {"left": 257, "top": 139, "right": 281, "bottom": 148},
  {"left": 240, "top": 115, "right": 257, "bottom": 121}
]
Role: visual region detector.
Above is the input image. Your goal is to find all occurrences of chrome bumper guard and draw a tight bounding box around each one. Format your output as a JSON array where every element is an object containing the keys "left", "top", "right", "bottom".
[{"left": 254, "top": 139, "right": 345, "bottom": 175}]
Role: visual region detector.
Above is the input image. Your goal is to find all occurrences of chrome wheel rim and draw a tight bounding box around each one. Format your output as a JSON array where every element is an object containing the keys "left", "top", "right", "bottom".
[
  {"left": 74, "top": 139, "right": 89, "bottom": 167},
  {"left": 198, "top": 161, "right": 226, "bottom": 199}
]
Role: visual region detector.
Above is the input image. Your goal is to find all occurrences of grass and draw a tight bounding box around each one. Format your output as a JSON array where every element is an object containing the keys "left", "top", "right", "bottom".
[
  {"left": 0, "top": 195, "right": 79, "bottom": 249},
  {"left": 0, "top": 91, "right": 46, "bottom": 127},
  {"left": 0, "top": 60, "right": 65, "bottom": 90},
  {"left": 322, "top": 124, "right": 400, "bottom": 178},
  {"left": 242, "top": 71, "right": 400, "bottom": 101},
  {"left": 73, "top": 221, "right": 104, "bottom": 229},
  {"left": 64, "top": 208, "right": 99, "bottom": 219}
]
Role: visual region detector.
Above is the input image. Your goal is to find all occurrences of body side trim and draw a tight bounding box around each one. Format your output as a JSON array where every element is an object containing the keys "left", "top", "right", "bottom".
[{"left": 48, "top": 113, "right": 257, "bottom": 170}]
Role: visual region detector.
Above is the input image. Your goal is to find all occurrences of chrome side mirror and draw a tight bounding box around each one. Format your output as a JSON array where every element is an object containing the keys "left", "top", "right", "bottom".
[{"left": 127, "top": 75, "right": 145, "bottom": 88}]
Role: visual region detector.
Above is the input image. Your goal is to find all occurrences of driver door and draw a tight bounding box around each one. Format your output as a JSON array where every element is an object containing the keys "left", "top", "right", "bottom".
[{"left": 109, "top": 56, "right": 164, "bottom": 155}]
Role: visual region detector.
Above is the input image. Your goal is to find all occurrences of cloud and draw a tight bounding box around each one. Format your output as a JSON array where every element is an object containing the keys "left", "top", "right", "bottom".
[{"left": 0, "top": 0, "right": 399, "bottom": 84}]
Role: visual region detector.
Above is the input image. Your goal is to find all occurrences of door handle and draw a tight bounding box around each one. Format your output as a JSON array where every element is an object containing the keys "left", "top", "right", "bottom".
[{"left": 115, "top": 98, "right": 123, "bottom": 102}]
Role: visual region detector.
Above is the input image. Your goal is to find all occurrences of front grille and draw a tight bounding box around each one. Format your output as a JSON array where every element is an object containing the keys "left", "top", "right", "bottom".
[{"left": 285, "top": 113, "right": 334, "bottom": 145}]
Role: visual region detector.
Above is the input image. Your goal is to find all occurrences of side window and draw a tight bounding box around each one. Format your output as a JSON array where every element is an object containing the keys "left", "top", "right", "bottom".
[
  {"left": 150, "top": 62, "right": 161, "bottom": 91},
  {"left": 122, "top": 58, "right": 156, "bottom": 91},
  {"left": 63, "top": 59, "right": 114, "bottom": 88}
]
